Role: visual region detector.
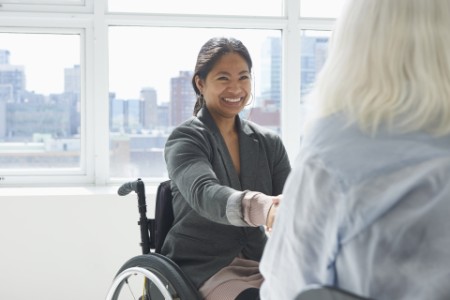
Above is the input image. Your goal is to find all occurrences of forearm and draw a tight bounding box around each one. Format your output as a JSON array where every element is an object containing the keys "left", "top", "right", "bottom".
[{"left": 226, "top": 191, "right": 276, "bottom": 227}]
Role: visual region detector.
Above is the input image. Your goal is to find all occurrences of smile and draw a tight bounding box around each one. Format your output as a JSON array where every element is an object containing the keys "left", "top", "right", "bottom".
[{"left": 223, "top": 97, "right": 242, "bottom": 103}]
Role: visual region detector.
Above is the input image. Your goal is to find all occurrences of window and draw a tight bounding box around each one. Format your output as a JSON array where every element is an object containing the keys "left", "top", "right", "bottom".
[
  {"left": 108, "top": 27, "right": 281, "bottom": 179},
  {"left": 0, "top": 0, "right": 337, "bottom": 186},
  {"left": 0, "top": 31, "right": 83, "bottom": 178}
]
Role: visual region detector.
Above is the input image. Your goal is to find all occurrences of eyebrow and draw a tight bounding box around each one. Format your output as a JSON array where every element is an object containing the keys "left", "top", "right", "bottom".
[{"left": 213, "top": 70, "right": 250, "bottom": 76}]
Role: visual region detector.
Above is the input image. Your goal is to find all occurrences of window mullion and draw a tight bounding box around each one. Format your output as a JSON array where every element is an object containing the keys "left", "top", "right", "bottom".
[
  {"left": 282, "top": 0, "right": 302, "bottom": 161},
  {"left": 92, "top": 0, "right": 109, "bottom": 185}
]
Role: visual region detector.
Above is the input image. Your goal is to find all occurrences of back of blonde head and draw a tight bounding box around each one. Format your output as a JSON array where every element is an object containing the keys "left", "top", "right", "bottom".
[{"left": 308, "top": 0, "right": 450, "bottom": 135}]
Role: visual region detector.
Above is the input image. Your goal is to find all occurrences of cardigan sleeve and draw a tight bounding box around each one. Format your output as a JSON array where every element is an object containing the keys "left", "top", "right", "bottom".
[
  {"left": 165, "top": 121, "right": 247, "bottom": 225},
  {"left": 165, "top": 118, "right": 290, "bottom": 227}
]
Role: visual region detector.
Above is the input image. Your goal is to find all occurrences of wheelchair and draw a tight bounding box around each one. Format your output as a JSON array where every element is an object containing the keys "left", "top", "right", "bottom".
[
  {"left": 106, "top": 178, "right": 372, "bottom": 300},
  {"left": 106, "top": 178, "right": 202, "bottom": 300}
]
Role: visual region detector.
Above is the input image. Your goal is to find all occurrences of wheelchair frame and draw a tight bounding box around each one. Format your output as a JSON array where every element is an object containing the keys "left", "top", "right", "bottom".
[{"left": 106, "top": 178, "right": 202, "bottom": 300}]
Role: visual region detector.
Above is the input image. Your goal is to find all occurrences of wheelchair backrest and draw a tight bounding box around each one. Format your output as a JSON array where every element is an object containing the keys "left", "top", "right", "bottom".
[{"left": 153, "top": 179, "right": 174, "bottom": 253}]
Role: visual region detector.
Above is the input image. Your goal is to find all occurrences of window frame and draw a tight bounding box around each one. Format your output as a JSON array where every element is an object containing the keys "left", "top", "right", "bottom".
[
  {"left": 0, "top": 0, "right": 91, "bottom": 13},
  {"left": 0, "top": 14, "right": 94, "bottom": 186},
  {"left": 0, "top": 0, "right": 336, "bottom": 187}
]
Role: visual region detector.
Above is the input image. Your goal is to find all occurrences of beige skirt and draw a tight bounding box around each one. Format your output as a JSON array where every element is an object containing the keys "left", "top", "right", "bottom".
[{"left": 199, "top": 257, "right": 263, "bottom": 300}]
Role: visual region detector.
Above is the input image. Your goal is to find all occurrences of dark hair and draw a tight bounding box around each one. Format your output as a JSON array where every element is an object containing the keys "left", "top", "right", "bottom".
[{"left": 192, "top": 37, "right": 253, "bottom": 116}]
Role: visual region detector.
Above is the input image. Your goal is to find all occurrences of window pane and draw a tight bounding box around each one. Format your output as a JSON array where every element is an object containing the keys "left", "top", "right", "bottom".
[
  {"left": 0, "top": 32, "right": 81, "bottom": 171},
  {"left": 108, "top": 0, "right": 283, "bottom": 16},
  {"left": 300, "top": 30, "right": 330, "bottom": 97},
  {"left": 109, "top": 27, "right": 281, "bottom": 179},
  {"left": 300, "top": 30, "right": 330, "bottom": 129},
  {"left": 300, "top": 0, "right": 346, "bottom": 18}
]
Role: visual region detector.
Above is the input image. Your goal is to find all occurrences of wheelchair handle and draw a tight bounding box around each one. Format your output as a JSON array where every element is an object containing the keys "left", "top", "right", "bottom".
[
  {"left": 118, "top": 178, "right": 151, "bottom": 254},
  {"left": 117, "top": 179, "right": 140, "bottom": 196}
]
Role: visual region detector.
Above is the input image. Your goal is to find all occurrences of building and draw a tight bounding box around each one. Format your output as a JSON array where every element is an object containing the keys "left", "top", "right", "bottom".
[
  {"left": 140, "top": 87, "right": 158, "bottom": 129},
  {"left": 260, "top": 37, "right": 282, "bottom": 108},
  {"left": 170, "top": 70, "right": 195, "bottom": 126},
  {"left": 0, "top": 49, "right": 26, "bottom": 103}
]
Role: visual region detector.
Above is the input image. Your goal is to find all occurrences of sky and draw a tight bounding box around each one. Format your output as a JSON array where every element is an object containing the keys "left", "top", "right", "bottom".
[
  {"left": 1, "top": 29, "right": 279, "bottom": 102},
  {"left": 108, "top": 27, "right": 279, "bottom": 102},
  {"left": 1, "top": 33, "right": 79, "bottom": 95}
]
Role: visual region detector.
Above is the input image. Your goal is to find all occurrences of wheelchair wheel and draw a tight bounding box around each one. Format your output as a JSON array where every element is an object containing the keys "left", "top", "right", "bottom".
[{"left": 106, "top": 253, "right": 202, "bottom": 300}]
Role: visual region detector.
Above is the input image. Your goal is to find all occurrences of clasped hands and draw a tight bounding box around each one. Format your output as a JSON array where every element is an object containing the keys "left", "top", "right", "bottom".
[{"left": 265, "top": 195, "right": 282, "bottom": 234}]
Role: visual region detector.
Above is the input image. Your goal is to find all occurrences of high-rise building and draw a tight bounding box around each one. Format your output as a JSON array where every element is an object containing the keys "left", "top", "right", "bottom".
[
  {"left": 64, "top": 64, "right": 80, "bottom": 95},
  {"left": 124, "top": 98, "right": 142, "bottom": 132},
  {"left": 260, "top": 37, "right": 282, "bottom": 108},
  {"left": 64, "top": 64, "right": 81, "bottom": 135},
  {"left": 0, "top": 49, "right": 10, "bottom": 65},
  {"left": 300, "top": 35, "right": 329, "bottom": 97},
  {"left": 0, "top": 49, "right": 26, "bottom": 103},
  {"left": 0, "top": 49, "right": 26, "bottom": 139},
  {"left": 157, "top": 102, "right": 170, "bottom": 129},
  {"left": 140, "top": 87, "right": 158, "bottom": 129},
  {"left": 109, "top": 93, "right": 123, "bottom": 131},
  {"left": 170, "top": 71, "right": 195, "bottom": 127}
]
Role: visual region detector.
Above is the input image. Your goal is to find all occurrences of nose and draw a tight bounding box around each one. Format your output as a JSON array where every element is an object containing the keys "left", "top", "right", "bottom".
[{"left": 227, "top": 79, "right": 243, "bottom": 93}]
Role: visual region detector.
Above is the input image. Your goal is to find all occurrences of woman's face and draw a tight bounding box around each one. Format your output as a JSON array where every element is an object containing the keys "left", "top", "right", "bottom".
[{"left": 195, "top": 52, "right": 251, "bottom": 121}]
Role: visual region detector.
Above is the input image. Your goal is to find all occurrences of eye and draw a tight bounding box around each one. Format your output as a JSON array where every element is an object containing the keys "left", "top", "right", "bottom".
[
  {"left": 217, "top": 76, "right": 229, "bottom": 81},
  {"left": 240, "top": 75, "right": 250, "bottom": 80}
]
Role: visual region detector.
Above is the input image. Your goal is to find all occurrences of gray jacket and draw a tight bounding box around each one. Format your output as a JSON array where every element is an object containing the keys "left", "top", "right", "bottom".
[{"left": 163, "top": 106, "right": 291, "bottom": 287}]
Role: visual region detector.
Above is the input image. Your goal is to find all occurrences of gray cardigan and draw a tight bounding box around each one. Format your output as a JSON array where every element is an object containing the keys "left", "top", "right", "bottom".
[{"left": 163, "top": 107, "right": 291, "bottom": 288}]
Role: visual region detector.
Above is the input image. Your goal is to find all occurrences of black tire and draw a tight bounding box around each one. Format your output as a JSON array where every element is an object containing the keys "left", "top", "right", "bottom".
[{"left": 112, "top": 253, "right": 202, "bottom": 300}]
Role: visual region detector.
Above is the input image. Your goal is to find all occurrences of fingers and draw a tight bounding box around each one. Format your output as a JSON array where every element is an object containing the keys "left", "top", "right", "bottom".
[
  {"left": 265, "top": 204, "right": 277, "bottom": 232},
  {"left": 272, "top": 194, "right": 283, "bottom": 206},
  {"left": 266, "top": 194, "right": 283, "bottom": 233}
]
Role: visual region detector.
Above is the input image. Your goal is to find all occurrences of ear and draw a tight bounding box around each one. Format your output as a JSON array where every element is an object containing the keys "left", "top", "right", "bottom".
[{"left": 194, "top": 75, "right": 204, "bottom": 93}]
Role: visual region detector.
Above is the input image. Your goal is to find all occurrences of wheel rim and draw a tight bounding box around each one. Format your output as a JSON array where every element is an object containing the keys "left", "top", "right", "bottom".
[{"left": 106, "top": 266, "right": 173, "bottom": 300}]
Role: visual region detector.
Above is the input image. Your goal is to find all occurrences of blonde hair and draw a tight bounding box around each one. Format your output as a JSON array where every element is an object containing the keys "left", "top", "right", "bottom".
[{"left": 308, "top": 0, "right": 450, "bottom": 135}]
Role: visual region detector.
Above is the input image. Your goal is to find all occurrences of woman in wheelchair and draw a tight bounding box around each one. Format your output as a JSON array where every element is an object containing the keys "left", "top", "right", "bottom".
[{"left": 163, "top": 37, "right": 291, "bottom": 300}]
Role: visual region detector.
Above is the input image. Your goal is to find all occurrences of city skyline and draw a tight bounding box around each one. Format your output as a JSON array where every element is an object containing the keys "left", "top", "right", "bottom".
[
  {"left": 1, "top": 32, "right": 329, "bottom": 176},
  {"left": 1, "top": 29, "right": 280, "bottom": 102}
]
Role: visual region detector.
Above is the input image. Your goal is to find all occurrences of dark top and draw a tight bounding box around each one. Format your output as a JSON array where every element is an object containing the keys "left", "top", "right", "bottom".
[{"left": 163, "top": 106, "right": 291, "bottom": 287}]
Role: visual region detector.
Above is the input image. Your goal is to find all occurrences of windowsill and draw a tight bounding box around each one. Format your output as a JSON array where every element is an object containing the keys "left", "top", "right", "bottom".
[{"left": 0, "top": 184, "right": 158, "bottom": 198}]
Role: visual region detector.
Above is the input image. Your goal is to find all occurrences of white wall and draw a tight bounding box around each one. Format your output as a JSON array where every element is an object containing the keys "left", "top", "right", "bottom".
[{"left": 0, "top": 186, "right": 157, "bottom": 300}]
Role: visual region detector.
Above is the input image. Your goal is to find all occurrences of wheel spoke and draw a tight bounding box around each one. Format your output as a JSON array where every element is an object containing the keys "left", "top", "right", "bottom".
[{"left": 124, "top": 278, "right": 138, "bottom": 300}]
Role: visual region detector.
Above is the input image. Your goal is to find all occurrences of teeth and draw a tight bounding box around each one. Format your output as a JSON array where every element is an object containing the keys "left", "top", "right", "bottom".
[{"left": 224, "top": 98, "right": 241, "bottom": 103}]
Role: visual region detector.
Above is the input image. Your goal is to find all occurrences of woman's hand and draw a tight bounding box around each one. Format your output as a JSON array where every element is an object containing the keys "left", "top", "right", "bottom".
[{"left": 266, "top": 195, "right": 282, "bottom": 233}]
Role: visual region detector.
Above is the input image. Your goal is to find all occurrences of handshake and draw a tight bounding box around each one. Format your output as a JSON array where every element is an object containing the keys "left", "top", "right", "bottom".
[
  {"left": 265, "top": 195, "right": 282, "bottom": 235},
  {"left": 241, "top": 191, "right": 282, "bottom": 233}
]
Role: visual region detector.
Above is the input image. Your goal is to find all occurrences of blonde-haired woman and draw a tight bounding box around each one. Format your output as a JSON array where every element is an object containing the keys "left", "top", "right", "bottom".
[{"left": 260, "top": 0, "right": 450, "bottom": 299}]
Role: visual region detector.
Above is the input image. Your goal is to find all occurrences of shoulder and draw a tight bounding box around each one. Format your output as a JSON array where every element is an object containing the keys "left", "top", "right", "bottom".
[
  {"left": 241, "top": 118, "right": 283, "bottom": 143},
  {"left": 165, "top": 116, "right": 217, "bottom": 154},
  {"left": 169, "top": 117, "right": 214, "bottom": 140}
]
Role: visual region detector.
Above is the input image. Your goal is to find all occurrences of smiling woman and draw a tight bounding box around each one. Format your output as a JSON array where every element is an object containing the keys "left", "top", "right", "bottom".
[
  {"left": 193, "top": 40, "right": 253, "bottom": 175},
  {"left": 194, "top": 53, "right": 252, "bottom": 119},
  {"left": 163, "top": 37, "right": 291, "bottom": 300}
]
